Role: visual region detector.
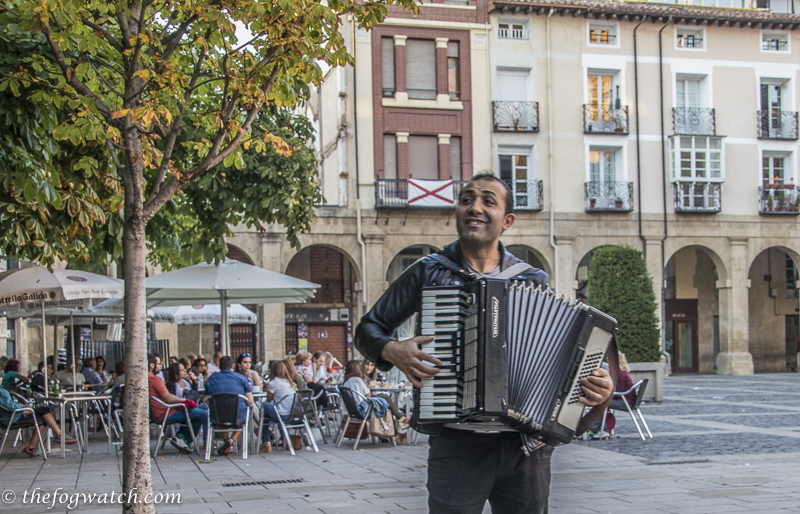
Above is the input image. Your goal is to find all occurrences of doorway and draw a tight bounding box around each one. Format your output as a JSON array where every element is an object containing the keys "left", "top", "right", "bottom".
[
  {"left": 786, "top": 315, "right": 799, "bottom": 371},
  {"left": 665, "top": 299, "right": 699, "bottom": 373}
]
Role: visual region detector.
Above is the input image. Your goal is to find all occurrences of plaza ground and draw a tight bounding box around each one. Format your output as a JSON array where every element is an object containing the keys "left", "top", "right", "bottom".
[{"left": 3, "top": 374, "right": 800, "bottom": 513}]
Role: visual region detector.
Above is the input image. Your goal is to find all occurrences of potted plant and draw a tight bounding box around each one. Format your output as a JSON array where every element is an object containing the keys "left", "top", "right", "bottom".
[
  {"left": 767, "top": 194, "right": 774, "bottom": 212},
  {"left": 590, "top": 197, "right": 597, "bottom": 209},
  {"left": 615, "top": 197, "right": 623, "bottom": 209},
  {"left": 794, "top": 196, "right": 800, "bottom": 212},
  {"left": 777, "top": 189, "right": 786, "bottom": 211}
]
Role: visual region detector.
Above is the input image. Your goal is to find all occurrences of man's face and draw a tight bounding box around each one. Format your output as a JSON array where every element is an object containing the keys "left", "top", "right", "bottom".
[
  {"left": 152, "top": 358, "right": 162, "bottom": 375},
  {"left": 456, "top": 179, "right": 515, "bottom": 248}
]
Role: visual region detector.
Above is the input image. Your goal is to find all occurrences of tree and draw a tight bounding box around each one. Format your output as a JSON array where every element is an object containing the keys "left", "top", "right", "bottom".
[
  {"left": 0, "top": 1, "right": 415, "bottom": 512},
  {"left": 586, "top": 246, "right": 662, "bottom": 363}
]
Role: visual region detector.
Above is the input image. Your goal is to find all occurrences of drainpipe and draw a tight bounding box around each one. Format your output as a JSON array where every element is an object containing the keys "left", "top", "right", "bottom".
[
  {"left": 546, "top": 8, "right": 558, "bottom": 290},
  {"left": 633, "top": 15, "right": 649, "bottom": 256},
  {"left": 352, "top": 16, "right": 368, "bottom": 316},
  {"left": 658, "top": 17, "right": 673, "bottom": 357}
]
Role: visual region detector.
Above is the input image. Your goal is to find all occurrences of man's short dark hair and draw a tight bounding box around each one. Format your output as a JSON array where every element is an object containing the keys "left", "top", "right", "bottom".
[
  {"left": 460, "top": 173, "right": 514, "bottom": 215},
  {"left": 219, "top": 356, "right": 235, "bottom": 370},
  {"left": 147, "top": 353, "right": 160, "bottom": 367}
]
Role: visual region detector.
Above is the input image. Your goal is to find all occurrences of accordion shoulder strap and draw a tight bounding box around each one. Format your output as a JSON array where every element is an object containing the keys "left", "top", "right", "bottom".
[
  {"left": 574, "top": 335, "right": 621, "bottom": 437},
  {"left": 494, "top": 262, "right": 534, "bottom": 280},
  {"left": 427, "top": 254, "right": 474, "bottom": 281}
]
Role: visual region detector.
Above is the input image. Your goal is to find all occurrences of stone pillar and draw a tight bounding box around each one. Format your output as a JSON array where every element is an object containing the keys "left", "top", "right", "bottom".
[
  {"left": 438, "top": 134, "right": 451, "bottom": 180},
  {"left": 260, "top": 232, "right": 286, "bottom": 362},
  {"left": 644, "top": 237, "right": 664, "bottom": 350},
  {"left": 435, "top": 37, "right": 449, "bottom": 100},
  {"left": 396, "top": 132, "right": 409, "bottom": 180},
  {"left": 363, "top": 234, "right": 386, "bottom": 310},
  {"left": 393, "top": 36, "right": 407, "bottom": 103},
  {"left": 717, "top": 238, "right": 754, "bottom": 375},
  {"left": 554, "top": 236, "right": 575, "bottom": 298}
]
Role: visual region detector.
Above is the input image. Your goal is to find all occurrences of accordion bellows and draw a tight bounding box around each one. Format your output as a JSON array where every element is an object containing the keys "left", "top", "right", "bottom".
[{"left": 413, "top": 278, "right": 617, "bottom": 445}]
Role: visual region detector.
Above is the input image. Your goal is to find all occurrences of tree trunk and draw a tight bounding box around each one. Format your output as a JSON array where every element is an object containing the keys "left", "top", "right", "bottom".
[{"left": 121, "top": 137, "right": 155, "bottom": 514}]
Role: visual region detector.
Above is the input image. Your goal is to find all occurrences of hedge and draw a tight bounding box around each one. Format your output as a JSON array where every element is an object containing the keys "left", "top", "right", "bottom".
[{"left": 586, "top": 246, "right": 662, "bottom": 363}]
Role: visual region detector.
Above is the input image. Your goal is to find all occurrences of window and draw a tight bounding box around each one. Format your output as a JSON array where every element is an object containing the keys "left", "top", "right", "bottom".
[
  {"left": 406, "top": 39, "right": 436, "bottom": 100},
  {"left": 496, "top": 69, "right": 529, "bottom": 102},
  {"left": 671, "top": 136, "right": 723, "bottom": 180},
  {"left": 383, "top": 135, "right": 397, "bottom": 180},
  {"left": 786, "top": 254, "right": 799, "bottom": 298},
  {"left": 447, "top": 42, "right": 460, "bottom": 100},
  {"left": 498, "top": 22, "right": 528, "bottom": 40},
  {"left": 499, "top": 150, "right": 532, "bottom": 208},
  {"left": 676, "top": 78, "right": 701, "bottom": 108},
  {"left": 381, "top": 38, "right": 395, "bottom": 97},
  {"left": 587, "top": 72, "right": 619, "bottom": 117},
  {"left": 589, "top": 148, "right": 618, "bottom": 183},
  {"left": 407, "top": 136, "right": 439, "bottom": 180},
  {"left": 449, "top": 137, "right": 462, "bottom": 181},
  {"left": 677, "top": 29, "right": 704, "bottom": 49},
  {"left": 688, "top": 0, "right": 744, "bottom": 7},
  {"left": 763, "top": 154, "right": 787, "bottom": 186},
  {"left": 589, "top": 23, "right": 616, "bottom": 45},
  {"left": 763, "top": 32, "right": 789, "bottom": 52}
]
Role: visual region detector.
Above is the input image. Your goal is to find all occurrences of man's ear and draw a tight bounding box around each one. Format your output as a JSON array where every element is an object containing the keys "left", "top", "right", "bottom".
[{"left": 502, "top": 213, "right": 515, "bottom": 231}]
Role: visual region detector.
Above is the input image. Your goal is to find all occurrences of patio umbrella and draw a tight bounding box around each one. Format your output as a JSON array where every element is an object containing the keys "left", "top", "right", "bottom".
[
  {"left": 146, "top": 259, "right": 318, "bottom": 355},
  {"left": 0, "top": 267, "right": 124, "bottom": 394},
  {"left": 150, "top": 304, "right": 257, "bottom": 355}
]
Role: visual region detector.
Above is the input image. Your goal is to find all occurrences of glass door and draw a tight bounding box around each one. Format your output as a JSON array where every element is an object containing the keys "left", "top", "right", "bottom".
[
  {"left": 666, "top": 320, "right": 698, "bottom": 373},
  {"left": 588, "top": 74, "right": 613, "bottom": 121},
  {"left": 761, "top": 83, "right": 783, "bottom": 136}
]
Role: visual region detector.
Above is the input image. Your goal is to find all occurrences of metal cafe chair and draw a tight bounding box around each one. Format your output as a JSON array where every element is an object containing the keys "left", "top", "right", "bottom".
[
  {"left": 204, "top": 393, "right": 251, "bottom": 460},
  {"left": 0, "top": 395, "right": 47, "bottom": 459},
  {"left": 601, "top": 378, "right": 653, "bottom": 441},
  {"left": 149, "top": 396, "right": 200, "bottom": 457}
]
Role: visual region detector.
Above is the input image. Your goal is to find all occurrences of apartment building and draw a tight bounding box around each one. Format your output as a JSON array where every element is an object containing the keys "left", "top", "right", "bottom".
[{"left": 222, "top": 0, "right": 800, "bottom": 375}]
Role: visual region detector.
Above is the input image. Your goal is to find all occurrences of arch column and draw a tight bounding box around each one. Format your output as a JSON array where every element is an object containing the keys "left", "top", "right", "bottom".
[
  {"left": 554, "top": 236, "right": 575, "bottom": 297},
  {"left": 260, "top": 232, "right": 286, "bottom": 361},
  {"left": 644, "top": 237, "right": 664, "bottom": 350},
  {"left": 363, "top": 234, "right": 387, "bottom": 310},
  {"left": 717, "top": 238, "right": 754, "bottom": 375}
]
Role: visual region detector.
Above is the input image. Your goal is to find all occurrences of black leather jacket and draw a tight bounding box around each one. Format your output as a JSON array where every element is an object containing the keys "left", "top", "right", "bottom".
[{"left": 354, "top": 240, "right": 549, "bottom": 434}]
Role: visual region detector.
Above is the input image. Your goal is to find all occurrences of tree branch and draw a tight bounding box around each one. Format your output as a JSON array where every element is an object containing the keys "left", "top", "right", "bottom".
[{"left": 80, "top": 15, "right": 123, "bottom": 53}]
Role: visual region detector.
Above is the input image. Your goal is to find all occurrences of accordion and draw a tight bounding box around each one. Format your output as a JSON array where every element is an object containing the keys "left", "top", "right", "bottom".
[{"left": 412, "top": 278, "right": 617, "bottom": 445}]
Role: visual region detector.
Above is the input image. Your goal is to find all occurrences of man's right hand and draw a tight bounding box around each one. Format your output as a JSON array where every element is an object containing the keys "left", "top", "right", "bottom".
[{"left": 380, "top": 336, "right": 442, "bottom": 388}]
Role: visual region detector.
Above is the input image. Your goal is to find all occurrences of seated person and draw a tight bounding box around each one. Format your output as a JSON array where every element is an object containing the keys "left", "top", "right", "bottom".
[
  {"left": 284, "top": 359, "right": 306, "bottom": 391},
  {"left": 112, "top": 361, "right": 125, "bottom": 387},
  {"left": 54, "top": 359, "right": 85, "bottom": 392},
  {"left": 0, "top": 385, "right": 76, "bottom": 457},
  {"left": 94, "top": 356, "right": 112, "bottom": 383},
  {"left": 589, "top": 353, "right": 636, "bottom": 437},
  {"left": 2, "top": 359, "right": 30, "bottom": 389},
  {"left": 190, "top": 358, "right": 209, "bottom": 385},
  {"left": 205, "top": 356, "right": 255, "bottom": 456},
  {"left": 312, "top": 351, "right": 329, "bottom": 383},
  {"left": 178, "top": 358, "right": 197, "bottom": 389},
  {"left": 166, "top": 362, "right": 199, "bottom": 402},
  {"left": 236, "top": 353, "right": 262, "bottom": 392},
  {"left": 30, "top": 359, "right": 53, "bottom": 393},
  {"left": 147, "top": 353, "right": 207, "bottom": 454},
  {"left": 261, "top": 361, "right": 297, "bottom": 452},
  {"left": 81, "top": 357, "right": 105, "bottom": 390},
  {"left": 343, "top": 360, "right": 409, "bottom": 441},
  {"left": 295, "top": 352, "right": 313, "bottom": 383}
]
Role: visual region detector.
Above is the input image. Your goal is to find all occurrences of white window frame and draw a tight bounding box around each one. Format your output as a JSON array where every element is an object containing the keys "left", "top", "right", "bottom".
[
  {"left": 761, "top": 150, "right": 794, "bottom": 187},
  {"left": 498, "top": 20, "right": 529, "bottom": 41},
  {"left": 588, "top": 22, "right": 619, "bottom": 48},
  {"left": 587, "top": 146, "right": 623, "bottom": 184},
  {"left": 761, "top": 30, "right": 790, "bottom": 53},
  {"left": 675, "top": 74, "right": 706, "bottom": 109},
  {"left": 675, "top": 26, "right": 706, "bottom": 51},
  {"left": 498, "top": 146, "right": 535, "bottom": 208},
  {"left": 669, "top": 136, "right": 725, "bottom": 183}
]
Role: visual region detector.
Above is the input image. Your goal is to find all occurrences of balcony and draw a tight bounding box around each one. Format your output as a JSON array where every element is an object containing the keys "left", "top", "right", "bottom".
[
  {"left": 374, "top": 179, "right": 468, "bottom": 208},
  {"left": 759, "top": 185, "right": 800, "bottom": 215},
  {"left": 584, "top": 105, "right": 629, "bottom": 134},
  {"left": 585, "top": 182, "right": 634, "bottom": 212},
  {"left": 673, "top": 181, "right": 721, "bottom": 213},
  {"left": 504, "top": 179, "right": 543, "bottom": 211},
  {"left": 673, "top": 107, "right": 716, "bottom": 135},
  {"left": 757, "top": 110, "right": 799, "bottom": 140},
  {"left": 493, "top": 101, "right": 539, "bottom": 132}
]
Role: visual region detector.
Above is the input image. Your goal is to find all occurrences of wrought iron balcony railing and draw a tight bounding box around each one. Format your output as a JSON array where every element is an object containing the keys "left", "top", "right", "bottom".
[
  {"left": 673, "top": 107, "right": 716, "bottom": 135},
  {"left": 504, "top": 179, "right": 543, "bottom": 211},
  {"left": 585, "top": 181, "right": 634, "bottom": 212},
  {"left": 759, "top": 185, "right": 800, "bottom": 215},
  {"left": 374, "top": 179, "right": 469, "bottom": 208},
  {"left": 673, "top": 181, "right": 722, "bottom": 213},
  {"left": 584, "top": 105, "right": 629, "bottom": 134},
  {"left": 758, "top": 110, "right": 799, "bottom": 140},
  {"left": 493, "top": 101, "right": 539, "bottom": 132}
]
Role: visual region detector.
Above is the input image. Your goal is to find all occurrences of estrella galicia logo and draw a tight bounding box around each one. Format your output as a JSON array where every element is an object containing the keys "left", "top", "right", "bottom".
[
  {"left": 491, "top": 296, "right": 499, "bottom": 338},
  {"left": 66, "top": 276, "right": 87, "bottom": 282}
]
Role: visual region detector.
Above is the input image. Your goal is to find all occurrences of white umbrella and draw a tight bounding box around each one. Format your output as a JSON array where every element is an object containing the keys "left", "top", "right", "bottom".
[
  {"left": 0, "top": 267, "right": 124, "bottom": 394},
  {"left": 151, "top": 304, "right": 257, "bottom": 356},
  {"left": 146, "top": 259, "right": 318, "bottom": 355}
]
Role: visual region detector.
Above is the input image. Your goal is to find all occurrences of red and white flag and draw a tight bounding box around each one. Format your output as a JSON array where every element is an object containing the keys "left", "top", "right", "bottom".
[{"left": 408, "top": 179, "right": 455, "bottom": 207}]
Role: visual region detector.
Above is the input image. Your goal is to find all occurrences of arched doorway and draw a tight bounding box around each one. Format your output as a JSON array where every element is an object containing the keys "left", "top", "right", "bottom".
[
  {"left": 226, "top": 244, "right": 255, "bottom": 265},
  {"left": 664, "top": 246, "right": 722, "bottom": 373},
  {"left": 284, "top": 245, "right": 358, "bottom": 365},
  {"left": 506, "top": 245, "right": 551, "bottom": 278},
  {"left": 748, "top": 247, "right": 800, "bottom": 372}
]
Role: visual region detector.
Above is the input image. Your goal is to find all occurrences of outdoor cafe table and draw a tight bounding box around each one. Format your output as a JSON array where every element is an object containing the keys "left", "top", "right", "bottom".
[{"left": 49, "top": 393, "right": 112, "bottom": 458}]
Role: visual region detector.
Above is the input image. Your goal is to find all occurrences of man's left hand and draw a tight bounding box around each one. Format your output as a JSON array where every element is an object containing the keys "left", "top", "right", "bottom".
[{"left": 578, "top": 368, "right": 614, "bottom": 406}]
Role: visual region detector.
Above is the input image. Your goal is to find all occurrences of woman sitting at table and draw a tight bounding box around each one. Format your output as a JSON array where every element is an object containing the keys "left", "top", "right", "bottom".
[
  {"left": 190, "top": 358, "right": 209, "bottom": 384},
  {"left": 236, "top": 353, "right": 262, "bottom": 392},
  {"left": 0, "top": 385, "right": 77, "bottom": 457},
  {"left": 2, "top": 359, "right": 30, "bottom": 389},
  {"left": 284, "top": 359, "right": 307, "bottom": 391},
  {"left": 112, "top": 361, "right": 125, "bottom": 387},
  {"left": 260, "top": 360, "right": 297, "bottom": 453},
  {"left": 94, "top": 356, "right": 112, "bottom": 383},
  {"left": 342, "top": 360, "right": 410, "bottom": 440},
  {"left": 295, "top": 352, "right": 313, "bottom": 383},
  {"left": 166, "top": 362, "right": 199, "bottom": 402}
]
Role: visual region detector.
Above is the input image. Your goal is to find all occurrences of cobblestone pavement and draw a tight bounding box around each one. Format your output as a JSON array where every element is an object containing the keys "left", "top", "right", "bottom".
[{"left": 2, "top": 374, "right": 800, "bottom": 513}]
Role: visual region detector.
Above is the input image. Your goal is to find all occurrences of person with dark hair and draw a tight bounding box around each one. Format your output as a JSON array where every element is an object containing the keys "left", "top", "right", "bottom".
[
  {"left": 30, "top": 357, "right": 55, "bottom": 392},
  {"left": 95, "top": 356, "right": 111, "bottom": 382},
  {"left": 147, "top": 353, "right": 207, "bottom": 454},
  {"left": 236, "top": 353, "right": 262, "bottom": 391},
  {"left": 82, "top": 357, "right": 104, "bottom": 390},
  {"left": 1, "top": 359, "right": 30, "bottom": 388},
  {"left": 355, "top": 175, "right": 615, "bottom": 514},
  {"left": 166, "top": 362, "right": 198, "bottom": 400},
  {"left": 112, "top": 361, "right": 125, "bottom": 387},
  {"left": 343, "top": 360, "right": 409, "bottom": 441},
  {"left": 311, "top": 351, "right": 328, "bottom": 383},
  {"left": 0, "top": 386, "right": 76, "bottom": 456},
  {"left": 205, "top": 355, "right": 255, "bottom": 456}
]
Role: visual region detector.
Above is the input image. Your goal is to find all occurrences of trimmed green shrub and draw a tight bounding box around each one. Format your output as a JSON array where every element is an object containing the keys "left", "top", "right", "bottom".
[{"left": 587, "top": 246, "right": 661, "bottom": 363}]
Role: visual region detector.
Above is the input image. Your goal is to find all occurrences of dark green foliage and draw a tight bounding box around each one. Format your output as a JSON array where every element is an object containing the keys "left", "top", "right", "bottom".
[{"left": 587, "top": 246, "right": 662, "bottom": 363}]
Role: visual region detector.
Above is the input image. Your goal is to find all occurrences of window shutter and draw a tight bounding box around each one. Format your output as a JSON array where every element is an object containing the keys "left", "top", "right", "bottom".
[
  {"left": 382, "top": 38, "right": 395, "bottom": 94},
  {"left": 407, "top": 136, "right": 438, "bottom": 180},
  {"left": 449, "top": 137, "right": 462, "bottom": 181},
  {"left": 406, "top": 40, "right": 436, "bottom": 99},
  {"left": 383, "top": 135, "right": 397, "bottom": 180}
]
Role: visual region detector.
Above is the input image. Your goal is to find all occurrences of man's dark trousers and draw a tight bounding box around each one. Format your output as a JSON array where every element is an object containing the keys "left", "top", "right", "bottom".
[{"left": 427, "top": 428, "right": 553, "bottom": 514}]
